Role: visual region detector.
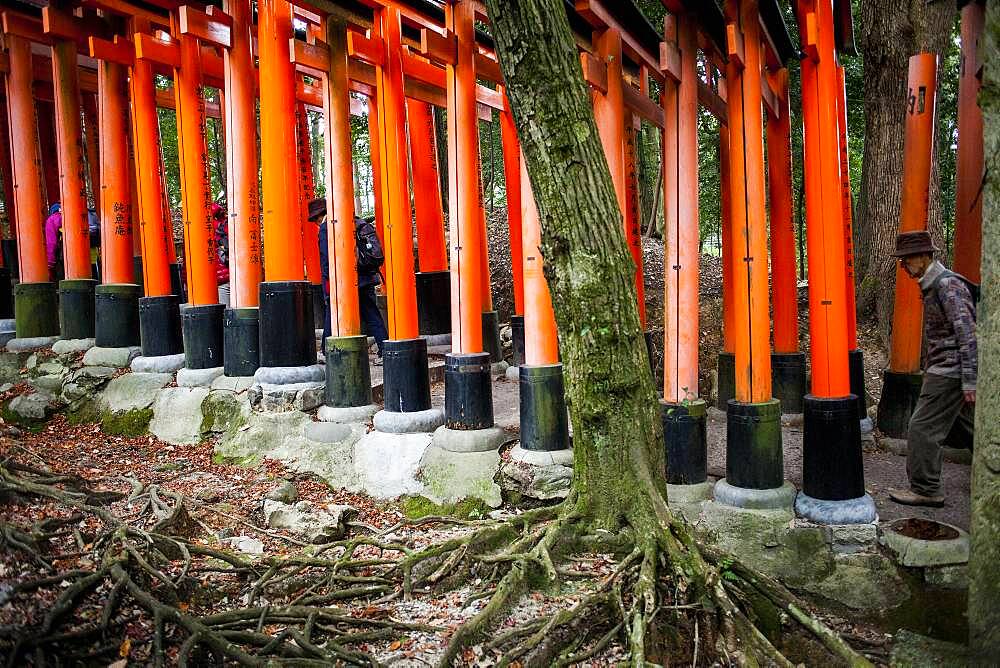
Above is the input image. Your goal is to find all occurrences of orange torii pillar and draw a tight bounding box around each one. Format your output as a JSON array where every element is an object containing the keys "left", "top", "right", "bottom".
[
  {"left": 660, "top": 12, "right": 709, "bottom": 494},
  {"left": 0, "top": 84, "right": 16, "bottom": 317},
  {"left": 111, "top": 20, "right": 183, "bottom": 359},
  {"left": 82, "top": 92, "right": 100, "bottom": 214},
  {"left": 766, "top": 67, "right": 807, "bottom": 414},
  {"left": 172, "top": 22, "right": 226, "bottom": 371},
  {"left": 953, "top": 0, "right": 984, "bottom": 283},
  {"left": 296, "top": 101, "right": 325, "bottom": 331},
  {"left": 214, "top": 0, "right": 263, "bottom": 377},
  {"left": 371, "top": 4, "right": 437, "bottom": 425},
  {"left": 408, "top": 98, "right": 451, "bottom": 338},
  {"left": 46, "top": 11, "right": 97, "bottom": 340},
  {"left": 513, "top": 150, "right": 570, "bottom": 459},
  {"left": 4, "top": 30, "right": 59, "bottom": 339},
  {"left": 433, "top": 0, "right": 502, "bottom": 446},
  {"left": 794, "top": 0, "right": 873, "bottom": 524},
  {"left": 36, "top": 98, "right": 61, "bottom": 209},
  {"left": 591, "top": 27, "right": 653, "bottom": 366},
  {"left": 93, "top": 46, "right": 142, "bottom": 349},
  {"left": 717, "top": 114, "right": 737, "bottom": 409},
  {"left": 317, "top": 16, "right": 376, "bottom": 420},
  {"left": 714, "top": 0, "right": 793, "bottom": 510},
  {"left": 836, "top": 64, "right": 870, "bottom": 430},
  {"left": 877, "top": 53, "right": 938, "bottom": 438},
  {"left": 499, "top": 92, "right": 525, "bottom": 371},
  {"left": 257, "top": 0, "right": 315, "bottom": 371}
]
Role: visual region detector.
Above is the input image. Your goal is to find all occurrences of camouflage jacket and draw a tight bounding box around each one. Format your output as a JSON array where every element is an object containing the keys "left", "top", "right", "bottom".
[{"left": 918, "top": 261, "right": 978, "bottom": 390}]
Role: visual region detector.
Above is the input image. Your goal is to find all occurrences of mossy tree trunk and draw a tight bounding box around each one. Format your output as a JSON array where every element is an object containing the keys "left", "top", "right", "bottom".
[
  {"left": 483, "top": 0, "right": 667, "bottom": 534},
  {"left": 969, "top": 3, "right": 1000, "bottom": 659}
]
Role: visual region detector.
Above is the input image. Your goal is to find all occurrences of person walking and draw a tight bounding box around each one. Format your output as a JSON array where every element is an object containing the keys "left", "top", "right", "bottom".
[
  {"left": 308, "top": 199, "right": 388, "bottom": 362},
  {"left": 888, "top": 230, "right": 978, "bottom": 508},
  {"left": 44, "top": 202, "right": 63, "bottom": 282}
]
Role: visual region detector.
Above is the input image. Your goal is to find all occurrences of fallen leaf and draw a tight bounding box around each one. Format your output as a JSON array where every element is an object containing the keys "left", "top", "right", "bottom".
[
  {"left": 119, "top": 638, "right": 131, "bottom": 658},
  {"left": 388, "top": 640, "right": 402, "bottom": 651}
]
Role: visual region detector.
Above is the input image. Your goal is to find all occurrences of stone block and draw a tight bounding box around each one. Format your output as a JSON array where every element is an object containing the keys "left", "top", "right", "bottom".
[
  {"left": 373, "top": 407, "right": 445, "bottom": 434},
  {"left": 253, "top": 364, "right": 324, "bottom": 385},
  {"left": 36, "top": 360, "right": 66, "bottom": 376},
  {"left": 431, "top": 425, "right": 510, "bottom": 453},
  {"left": 263, "top": 500, "right": 357, "bottom": 542},
  {"left": 6, "top": 336, "right": 59, "bottom": 352},
  {"left": 177, "top": 366, "right": 224, "bottom": 388},
  {"left": 52, "top": 338, "right": 95, "bottom": 355},
  {"left": 131, "top": 354, "right": 186, "bottom": 374},
  {"left": 879, "top": 520, "right": 970, "bottom": 567},
  {"left": 353, "top": 431, "right": 431, "bottom": 499},
  {"left": 7, "top": 392, "right": 52, "bottom": 421},
  {"left": 249, "top": 381, "right": 325, "bottom": 413},
  {"left": 418, "top": 445, "right": 502, "bottom": 508},
  {"left": 82, "top": 345, "right": 141, "bottom": 368},
  {"left": 29, "top": 374, "right": 65, "bottom": 394},
  {"left": 149, "top": 387, "right": 209, "bottom": 444},
  {"left": 100, "top": 372, "right": 172, "bottom": 413},
  {"left": 210, "top": 375, "right": 255, "bottom": 393},
  {"left": 498, "top": 460, "right": 572, "bottom": 501},
  {"left": 509, "top": 444, "right": 573, "bottom": 466},
  {"left": 801, "top": 552, "right": 908, "bottom": 611},
  {"left": 317, "top": 403, "right": 379, "bottom": 424}
]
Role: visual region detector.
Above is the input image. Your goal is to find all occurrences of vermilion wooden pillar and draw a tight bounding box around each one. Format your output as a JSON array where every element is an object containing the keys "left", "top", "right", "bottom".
[
  {"left": 516, "top": 150, "right": 570, "bottom": 455},
  {"left": 5, "top": 32, "right": 58, "bottom": 337},
  {"left": 661, "top": 12, "right": 708, "bottom": 490},
  {"left": 319, "top": 17, "right": 374, "bottom": 417},
  {"left": 954, "top": 0, "right": 984, "bottom": 283},
  {"left": 717, "top": 118, "right": 737, "bottom": 409},
  {"left": 257, "top": 0, "right": 314, "bottom": 368},
  {"left": 877, "top": 52, "right": 938, "bottom": 438},
  {"left": 82, "top": 93, "right": 100, "bottom": 209},
  {"left": 35, "top": 99, "right": 61, "bottom": 209},
  {"left": 296, "top": 102, "right": 323, "bottom": 293},
  {"left": 795, "top": 0, "right": 874, "bottom": 522},
  {"left": 366, "top": 98, "right": 386, "bottom": 248},
  {"left": 0, "top": 87, "right": 15, "bottom": 242},
  {"left": 500, "top": 91, "right": 525, "bottom": 367},
  {"left": 407, "top": 97, "right": 451, "bottom": 339},
  {"left": 715, "top": 0, "right": 790, "bottom": 508},
  {"left": 766, "top": 67, "right": 807, "bottom": 414}
]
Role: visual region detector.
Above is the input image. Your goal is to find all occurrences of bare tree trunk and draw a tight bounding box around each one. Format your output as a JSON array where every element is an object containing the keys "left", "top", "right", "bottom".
[
  {"left": 969, "top": 4, "right": 1000, "bottom": 659},
  {"left": 484, "top": 0, "right": 665, "bottom": 530},
  {"left": 855, "top": 0, "right": 954, "bottom": 344}
]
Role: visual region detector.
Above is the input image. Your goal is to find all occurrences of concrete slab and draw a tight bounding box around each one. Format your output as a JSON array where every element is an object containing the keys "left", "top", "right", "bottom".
[
  {"left": 317, "top": 403, "right": 379, "bottom": 424},
  {"left": 131, "top": 353, "right": 186, "bottom": 373},
  {"left": 254, "top": 364, "right": 324, "bottom": 384},
  {"left": 7, "top": 336, "right": 59, "bottom": 352},
  {"left": 177, "top": 366, "right": 225, "bottom": 388},
  {"left": 432, "top": 425, "right": 509, "bottom": 453},
  {"left": 52, "top": 338, "right": 95, "bottom": 354},
  {"left": 83, "top": 345, "right": 141, "bottom": 368},
  {"left": 373, "top": 407, "right": 445, "bottom": 434}
]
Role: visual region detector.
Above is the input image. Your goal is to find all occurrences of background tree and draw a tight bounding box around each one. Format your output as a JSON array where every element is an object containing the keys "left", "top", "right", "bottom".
[
  {"left": 969, "top": 2, "right": 999, "bottom": 659},
  {"left": 855, "top": 0, "right": 955, "bottom": 341}
]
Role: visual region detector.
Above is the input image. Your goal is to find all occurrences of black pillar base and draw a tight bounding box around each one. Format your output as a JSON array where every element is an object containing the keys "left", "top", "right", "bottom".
[
  {"left": 445, "top": 352, "right": 493, "bottom": 429},
  {"left": 383, "top": 337, "right": 431, "bottom": 412},
  {"left": 725, "top": 399, "right": 784, "bottom": 489},
  {"left": 169, "top": 262, "right": 185, "bottom": 302},
  {"left": 482, "top": 311, "right": 503, "bottom": 364},
  {"left": 416, "top": 270, "right": 451, "bottom": 335},
  {"left": 181, "top": 302, "right": 225, "bottom": 369},
  {"left": 325, "top": 335, "right": 373, "bottom": 408},
  {"left": 58, "top": 279, "right": 97, "bottom": 339},
  {"left": 139, "top": 295, "right": 183, "bottom": 357},
  {"left": 848, "top": 349, "right": 868, "bottom": 422},
  {"left": 662, "top": 399, "right": 708, "bottom": 484},
  {"left": 133, "top": 256, "right": 145, "bottom": 297},
  {"left": 14, "top": 282, "right": 59, "bottom": 338},
  {"left": 95, "top": 283, "right": 141, "bottom": 347},
  {"left": 259, "top": 281, "right": 316, "bottom": 367},
  {"left": 771, "top": 352, "right": 807, "bottom": 414},
  {"left": 717, "top": 352, "right": 736, "bottom": 410},
  {"left": 0, "top": 266, "right": 14, "bottom": 319},
  {"left": 224, "top": 307, "right": 260, "bottom": 376},
  {"left": 510, "top": 315, "right": 525, "bottom": 367},
  {"left": 520, "top": 363, "right": 569, "bottom": 451},
  {"left": 802, "top": 394, "right": 865, "bottom": 500},
  {"left": 876, "top": 370, "right": 923, "bottom": 438},
  {"left": 311, "top": 283, "right": 325, "bottom": 331}
]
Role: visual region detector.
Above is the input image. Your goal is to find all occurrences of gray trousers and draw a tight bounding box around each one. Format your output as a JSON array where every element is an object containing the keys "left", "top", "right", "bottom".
[{"left": 907, "top": 372, "right": 975, "bottom": 496}]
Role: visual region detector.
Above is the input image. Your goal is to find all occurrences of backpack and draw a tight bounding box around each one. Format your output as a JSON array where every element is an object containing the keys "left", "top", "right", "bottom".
[
  {"left": 355, "top": 218, "right": 384, "bottom": 272},
  {"left": 930, "top": 269, "right": 980, "bottom": 320}
]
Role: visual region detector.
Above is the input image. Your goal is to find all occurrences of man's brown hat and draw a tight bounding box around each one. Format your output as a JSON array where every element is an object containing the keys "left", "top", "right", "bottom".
[
  {"left": 891, "top": 230, "right": 938, "bottom": 257},
  {"left": 307, "top": 198, "right": 326, "bottom": 222}
]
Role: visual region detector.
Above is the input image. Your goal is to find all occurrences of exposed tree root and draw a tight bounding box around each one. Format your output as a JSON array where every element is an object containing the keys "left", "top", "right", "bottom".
[{"left": 0, "top": 461, "right": 875, "bottom": 666}]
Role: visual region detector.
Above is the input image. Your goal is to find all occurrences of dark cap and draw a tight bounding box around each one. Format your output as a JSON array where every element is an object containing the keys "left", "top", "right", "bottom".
[
  {"left": 307, "top": 198, "right": 327, "bottom": 222},
  {"left": 891, "top": 230, "right": 938, "bottom": 257}
]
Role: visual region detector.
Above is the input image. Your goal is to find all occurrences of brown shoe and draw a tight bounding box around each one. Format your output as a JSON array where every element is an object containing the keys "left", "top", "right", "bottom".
[{"left": 888, "top": 488, "right": 945, "bottom": 507}]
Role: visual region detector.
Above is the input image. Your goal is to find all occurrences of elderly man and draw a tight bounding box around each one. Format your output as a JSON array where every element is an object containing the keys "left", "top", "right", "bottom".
[{"left": 888, "top": 230, "right": 978, "bottom": 508}]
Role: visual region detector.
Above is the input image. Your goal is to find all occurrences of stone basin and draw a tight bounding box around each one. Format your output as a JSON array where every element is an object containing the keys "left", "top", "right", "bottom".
[{"left": 879, "top": 518, "right": 969, "bottom": 568}]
